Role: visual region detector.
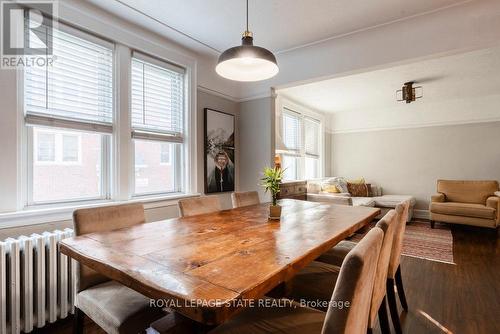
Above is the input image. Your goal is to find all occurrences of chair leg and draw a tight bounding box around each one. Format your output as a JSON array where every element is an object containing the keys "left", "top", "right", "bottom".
[
  {"left": 395, "top": 265, "right": 408, "bottom": 311},
  {"left": 74, "top": 307, "right": 84, "bottom": 334},
  {"left": 430, "top": 220, "right": 435, "bottom": 229},
  {"left": 386, "top": 279, "right": 402, "bottom": 334},
  {"left": 378, "top": 296, "right": 391, "bottom": 334}
]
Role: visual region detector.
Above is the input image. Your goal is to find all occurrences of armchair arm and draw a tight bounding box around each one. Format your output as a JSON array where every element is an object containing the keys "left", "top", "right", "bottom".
[
  {"left": 431, "top": 193, "right": 446, "bottom": 203},
  {"left": 486, "top": 196, "right": 500, "bottom": 224}
]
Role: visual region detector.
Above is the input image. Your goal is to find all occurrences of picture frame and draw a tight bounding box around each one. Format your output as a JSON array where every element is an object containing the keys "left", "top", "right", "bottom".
[{"left": 204, "top": 108, "right": 235, "bottom": 194}]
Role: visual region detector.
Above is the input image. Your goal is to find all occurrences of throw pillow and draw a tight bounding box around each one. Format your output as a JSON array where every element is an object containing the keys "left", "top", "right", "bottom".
[
  {"left": 348, "top": 177, "right": 366, "bottom": 184},
  {"left": 322, "top": 184, "right": 340, "bottom": 193},
  {"left": 366, "top": 183, "right": 373, "bottom": 197},
  {"left": 347, "top": 182, "right": 369, "bottom": 197},
  {"left": 327, "top": 177, "right": 349, "bottom": 193}
]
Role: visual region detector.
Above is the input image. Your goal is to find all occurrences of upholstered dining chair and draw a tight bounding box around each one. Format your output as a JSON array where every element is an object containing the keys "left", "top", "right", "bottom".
[
  {"left": 198, "top": 226, "right": 384, "bottom": 334},
  {"left": 314, "top": 201, "right": 411, "bottom": 334},
  {"left": 287, "top": 210, "right": 398, "bottom": 334},
  {"left": 72, "top": 203, "right": 164, "bottom": 334},
  {"left": 386, "top": 200, "right": 411, "bottom": 334},
  {"left": 231, "top": 191, "right": 260, "bottom": 208},
  {"left": 178, "top": 195, "right": 221, "bottom": 217}
]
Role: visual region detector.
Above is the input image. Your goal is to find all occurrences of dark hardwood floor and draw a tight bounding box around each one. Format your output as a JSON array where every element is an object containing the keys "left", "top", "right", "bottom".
[
  {"left": 399, "top": 222, "right": 500, "bottom": 334},
  {"left": 36, "top": 222, "right": 499, "bottom": 334}
]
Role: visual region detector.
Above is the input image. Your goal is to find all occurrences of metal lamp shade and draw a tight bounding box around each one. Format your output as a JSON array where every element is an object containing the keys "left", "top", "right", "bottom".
[{"left": 216, "top": 36, "right": 279, "bottom": 82}]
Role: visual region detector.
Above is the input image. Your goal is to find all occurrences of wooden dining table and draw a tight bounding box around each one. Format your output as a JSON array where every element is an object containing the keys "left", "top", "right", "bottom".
[{"left": 60, "top": 199, "right": 380, "bottom": 328}]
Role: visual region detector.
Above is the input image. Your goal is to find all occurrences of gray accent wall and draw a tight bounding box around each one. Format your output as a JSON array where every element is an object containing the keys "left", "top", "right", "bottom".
[
  {"left": 239, "top": 97, "right": 275, "bottom": 201},
  {"left": 332, "top": 121, "right": 500, "bottom": 210}
]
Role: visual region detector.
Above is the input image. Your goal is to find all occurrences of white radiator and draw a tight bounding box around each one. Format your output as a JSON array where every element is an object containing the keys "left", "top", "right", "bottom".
[{"left": 0, "top": 228, "right": 77, "bottom": 333}]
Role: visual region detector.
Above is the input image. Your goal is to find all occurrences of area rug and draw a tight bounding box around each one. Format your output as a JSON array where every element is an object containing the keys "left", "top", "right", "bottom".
[{"left": 349, "top": 220, "right": 454, "bottom": 264}]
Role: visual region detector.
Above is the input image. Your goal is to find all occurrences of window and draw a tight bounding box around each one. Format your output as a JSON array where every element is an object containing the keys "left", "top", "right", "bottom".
[
  {"left": 31, "top": 128, "right": 103, "bottom": 203},
  {"left": 134, "top": 140, "right": 177, "bottom": 194},
  {"left": 280, "top": 110, "right": 301, "bottom": 180},
  {"left": 24, "top": 22, "right": 113, "bottom": 205},
  {"left": 131, "top": 53, "right": 185, "bottom": 196},
  {"left": 36, "top": 132, "right": 55, "bottom": 162},
  {"left": 282, "top": 155, "right": 298, "bottom": 180},
  {"left": 34, "top": 129, "right": 81, "bottom": 164},
  {"left": 278, "top": 108, "right": 322, "bottom": 181},
  {"left": 62, "top": 134, "right": 79, "bottom": 162},
  {"left": 304, "top": 118, "right": 321, "bottom": 179},
  {"left": 283, "top": 112, "right": 300, "bottom": 153},
  {"left": 160, "top": 143, "right": 171, "bottom": 164}
]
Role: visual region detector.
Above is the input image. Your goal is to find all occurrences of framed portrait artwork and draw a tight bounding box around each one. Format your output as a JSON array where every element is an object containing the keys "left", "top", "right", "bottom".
[{"left": 204, "top": 108, "right": 235, "bottom": 193}]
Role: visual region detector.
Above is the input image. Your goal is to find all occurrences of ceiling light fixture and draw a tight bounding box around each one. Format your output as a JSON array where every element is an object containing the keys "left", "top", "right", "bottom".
[
  {"left": 216, "top": 0, "right": 279, "bottom": 82},
  {"left": 396, "top": 81, "right": 423, "bottom": 103}
]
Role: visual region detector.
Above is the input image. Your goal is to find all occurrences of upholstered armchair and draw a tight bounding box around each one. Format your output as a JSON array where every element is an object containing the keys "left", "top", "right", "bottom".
[{"left": 429, "top": 180, "right": 500, "bottom": 229}]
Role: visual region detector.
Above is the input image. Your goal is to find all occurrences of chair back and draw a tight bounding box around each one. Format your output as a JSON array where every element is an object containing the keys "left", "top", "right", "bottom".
[
  {"left": 321, "top": 227, "right": 384, "bottom": 334},
  {"left": 388, "top": 200, "right": 410, "bottom": 279},
  {"left": 178, "top": 196, "right": 221, "bottom": 217},
  {"left": 73, "top": 203, "right": 146, "bottom": 292},
  {"left": 368, "top": 210, "right": 398, "bottom": 327},
  {"left": 231, "top": 191, "right": 260, "bottom": 208}
]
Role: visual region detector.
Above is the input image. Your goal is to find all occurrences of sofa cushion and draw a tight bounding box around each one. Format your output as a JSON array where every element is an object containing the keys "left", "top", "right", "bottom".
[
  {"left": 437, "top": 180, "right": 499, "bottom": 204},
  {"left": 372, "top": 195, "right": 416, "bottom": 208},
  {"left": 430, "top": 202, "right": 496, "bottom": 219},
  {"left": 352, "top": 197, "right": 375, "bottom": 207}
]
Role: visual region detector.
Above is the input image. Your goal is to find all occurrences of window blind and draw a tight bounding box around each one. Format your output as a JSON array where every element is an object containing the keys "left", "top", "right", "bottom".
[
  {"left": 24, "top": 22, "right": 114, "bottom": 133},
  {"left": 304, "top": 117, "right": 320, "bottom": 157},
  {"left": 282, "top": 109, "right": 301, "bottom": 153},
  {"left": 131, "top": 53, "right": 185, "bottom": 142}
]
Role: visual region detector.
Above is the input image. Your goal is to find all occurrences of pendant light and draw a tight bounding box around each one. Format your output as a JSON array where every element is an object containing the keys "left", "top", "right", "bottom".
[{"left": 216, "top": 0, "right": 279, "bottom": 82}]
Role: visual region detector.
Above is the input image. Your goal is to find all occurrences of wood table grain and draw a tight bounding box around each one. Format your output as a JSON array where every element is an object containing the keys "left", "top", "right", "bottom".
[{"left": 60, "top": 199, "right": 380, "bottom": 325}]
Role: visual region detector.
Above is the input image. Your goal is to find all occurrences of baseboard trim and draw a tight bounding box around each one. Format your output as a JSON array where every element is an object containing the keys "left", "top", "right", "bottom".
[{"left": 413, "top": 209, "right": 430, "bottom": 220}]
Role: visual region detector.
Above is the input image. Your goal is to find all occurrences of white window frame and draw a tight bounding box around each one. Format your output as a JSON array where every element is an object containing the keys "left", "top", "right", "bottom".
[
  {"left": 23, "top": 20, "right": 114, "bottom": 207},
  {"left": 276, "top": 97, "right": 325, "bottom": 181},
  {"left": 130, "top": 52, "right": 186, "bottom": 198},
  {"left": 7, "top": 6, "right": 198, "bottom": 221},
  {"left": 160, "top": 143, "right": 172, "bottom": 166}
]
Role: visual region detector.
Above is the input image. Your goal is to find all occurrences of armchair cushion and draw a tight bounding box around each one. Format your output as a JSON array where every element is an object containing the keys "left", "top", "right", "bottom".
[
  {"left": 431, "top": 193, "right": 446, "bottom": 203},
  {"left": 430, "top": 202, "right": 495, "bottom": 220}
]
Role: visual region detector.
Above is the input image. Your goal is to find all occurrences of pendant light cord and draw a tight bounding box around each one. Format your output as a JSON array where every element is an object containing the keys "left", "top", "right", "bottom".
[{"left": 246, "top": 0, "right": 249, "bottom": 32}]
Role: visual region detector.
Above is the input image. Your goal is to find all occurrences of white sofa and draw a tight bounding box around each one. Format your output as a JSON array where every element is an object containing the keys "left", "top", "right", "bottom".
[{"left": 306, "top": 178, "right": 416, "bottom": 222}]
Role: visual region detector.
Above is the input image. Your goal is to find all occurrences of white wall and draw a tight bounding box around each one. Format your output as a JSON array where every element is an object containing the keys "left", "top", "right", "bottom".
[
  {"left": 332, "top": 121, "right": 500, "bottom": 211},
  {"left": 330, "top": 91, "right": 500, "bottom": 134},
  {"left": 239, "top": 97, "right": 275, "bottom": 201}
]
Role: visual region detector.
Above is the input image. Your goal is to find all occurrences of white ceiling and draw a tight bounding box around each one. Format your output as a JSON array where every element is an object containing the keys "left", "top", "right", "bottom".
[
  {"left": 87, "top": 0, "right": 467, "bottom": 55},
  {"left": 278, "top": 45, "right": 500, "bottom": 113}
]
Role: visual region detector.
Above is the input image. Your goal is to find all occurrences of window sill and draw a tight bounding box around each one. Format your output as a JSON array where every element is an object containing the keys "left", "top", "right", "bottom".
[{"left": 0, "top": 193, "right": 200, "bottom": 229}]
